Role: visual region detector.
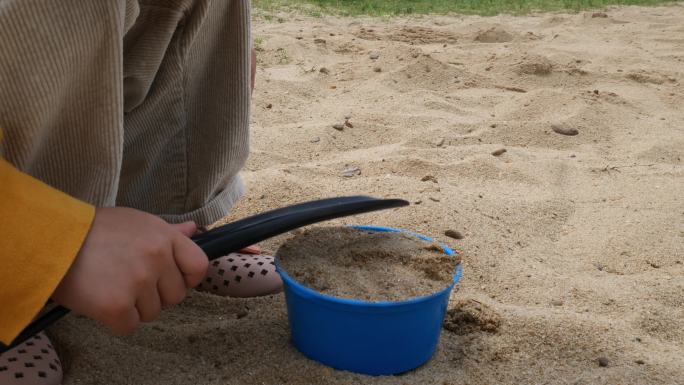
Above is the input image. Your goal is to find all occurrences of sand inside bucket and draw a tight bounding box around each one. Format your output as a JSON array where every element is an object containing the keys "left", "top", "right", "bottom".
[{"left": 276, "top": 227, "right": 461, "bottom": 302}]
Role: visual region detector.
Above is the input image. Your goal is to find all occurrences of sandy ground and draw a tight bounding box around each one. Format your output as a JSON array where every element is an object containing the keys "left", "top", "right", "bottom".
[{"left": 54, "top": 5, "right": 683, "bottom": 384}]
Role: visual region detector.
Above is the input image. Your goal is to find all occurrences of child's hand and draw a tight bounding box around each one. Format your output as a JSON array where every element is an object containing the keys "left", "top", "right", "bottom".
[{"left": 51, "top": 207, "right": 208, "bottom": 335}]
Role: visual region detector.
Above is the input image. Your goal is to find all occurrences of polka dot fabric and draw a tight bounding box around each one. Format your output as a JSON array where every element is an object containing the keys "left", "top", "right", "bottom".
[
  {"left": 0, "top": 332, "right": 62, "bottom": 385},
  {"left": 197, "top": 253, "right": 283, "bottom": 298}
]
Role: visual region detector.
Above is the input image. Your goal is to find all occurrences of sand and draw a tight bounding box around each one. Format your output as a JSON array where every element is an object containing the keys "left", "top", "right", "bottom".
[
  {"left": 276, "top": 226, "right": 459, "bottom": 301},
  {"left": 52, "top": 5, "right": 683, "bottom": 384}
]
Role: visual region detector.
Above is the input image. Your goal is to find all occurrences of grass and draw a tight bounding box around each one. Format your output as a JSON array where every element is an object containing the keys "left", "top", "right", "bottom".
[
  {"left": 254, "top": 36, "right": 265, "bottom": 51},
  {"left": 253, "top": 0, "right": 680, "bottom": 16}
]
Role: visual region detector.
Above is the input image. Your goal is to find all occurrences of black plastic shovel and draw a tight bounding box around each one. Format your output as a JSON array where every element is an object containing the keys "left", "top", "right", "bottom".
[{"left": 0, "top": 196, "right": 408, "bottom": 353}]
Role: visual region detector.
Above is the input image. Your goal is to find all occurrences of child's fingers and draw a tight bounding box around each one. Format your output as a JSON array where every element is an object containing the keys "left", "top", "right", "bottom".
[
  {"left": 135, "top": 287, "right": 162, "bottom": 322},
  {"left": 172, "top": 235, "right": 209, "bottom": 288},
  {"left": 157, "top": 267, "right": 187, "bottom": 306},
  {"left": 104, "top": 304, "right": 140, "bottom": 336},
  {"left": 171, "top": 221, "right": 198, "bottom": 237}
]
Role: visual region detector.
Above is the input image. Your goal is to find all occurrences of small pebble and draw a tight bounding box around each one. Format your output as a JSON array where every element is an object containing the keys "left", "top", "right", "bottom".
[
  {"left": 421, "top": 175, "right": 438, "bottom": 183},
  {"left": 635, "top": 359, "right": 645, "bottom": 365},
  {"left": 266, "top": 103, "right": 273, "bottom": 109},
  {"left": 593, "top": 89, "right": 599, "bottom": 95},
  {"left": 369, "top": 51, "right": 380, "bottom": 60},
  {"left": 444, "top": 230, "right": 464, "bottom": 240},
  {"left": 344, "top": 114, "right": 352, "bottom": 120},
  {"left": 414, "top": 200, "right": 423, "bottom": 205},
  {"left": 551, "top": 299, "right": 563, "bottom": 306},
  {"left": 344, "top": 120, "right": 354, "bottom": 128},
  {"left": 341, "top": 167, "right": 361, "bottom": 177},
  {"left": 551, "top": 124, "right": 579, "bottom": 136},
  {"left": 598, "top": 357, "right": 610, "bottom": 367},
  {"left": 429, "top": 197, "right": 440, "bottom": 202},
  {"left": 332, "top": 123, "right": 344, "bottom": 131},
  {"left": 491, "top": 148, "right": 507, "bottom": 156},
  {"left": 314, "top": 38, "right": 326, "bottom": 44},
  {"left": 310, "top": 137, "right": 321, "bottom": 143},
  {"left": 236, "top": 310, "right": 248, "bottom": 319},
  {"left": 319, "top": 67, "right": 330, "bottom": 74},
  {"left": 374, "top": 67, "right": 382, "bottom": 72},
  {"left": 435, "top": 137, "right": 445, "bottom": 147}
]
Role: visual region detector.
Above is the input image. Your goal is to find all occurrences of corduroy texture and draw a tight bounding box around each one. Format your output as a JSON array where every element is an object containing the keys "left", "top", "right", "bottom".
[
  {"left": 0, "top": 0, "right": 250, "bottom": 343},
  {"left": 0, "top": 0, "right": 250, "bottom": 225},
  {"left": 118, "top": 0, "right": 250, "bottom": 224}
]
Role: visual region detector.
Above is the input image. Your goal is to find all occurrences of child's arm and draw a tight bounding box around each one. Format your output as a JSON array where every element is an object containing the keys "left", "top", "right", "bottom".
[
  {"left": 0, "top": 153, "right": 209, "bottom": 344},
  {"left": 0, "top": 157, "right": 94, "bottom": 344}
]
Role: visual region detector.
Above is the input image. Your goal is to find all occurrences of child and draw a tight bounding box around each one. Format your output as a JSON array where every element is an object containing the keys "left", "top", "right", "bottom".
[{"left": 0, "top": 1, "right": 281, "bottom": 383}]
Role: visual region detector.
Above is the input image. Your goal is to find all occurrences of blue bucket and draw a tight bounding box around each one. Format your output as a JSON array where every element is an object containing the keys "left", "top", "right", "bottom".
[{"left": 275, "top": 226, "right": 462, "bottom": 376}]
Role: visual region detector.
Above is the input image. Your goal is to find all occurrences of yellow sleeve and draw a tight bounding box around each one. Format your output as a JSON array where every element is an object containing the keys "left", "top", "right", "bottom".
[{"left": 0, "top": 158, "right": 95, "bottom": 345}]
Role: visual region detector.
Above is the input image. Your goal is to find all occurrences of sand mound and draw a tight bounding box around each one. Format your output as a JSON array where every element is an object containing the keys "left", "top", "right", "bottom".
[
  {"left": 474, "top": 27, "right": 515, "bottom": 43},
  {"left": 276, "top": 227, "right": 459, "bottom": 301},
  {"left": 516, "top": 54, "right": 554, "bottom": 75},
  {"left": 390, "top": 26, "right": 460, "bottom": 44},
  {"left": 443, "top": 299, "right": 502, "bottom": 335},
  {"left": 626, "top": 71, "right": 676, "bottom": 85}
]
